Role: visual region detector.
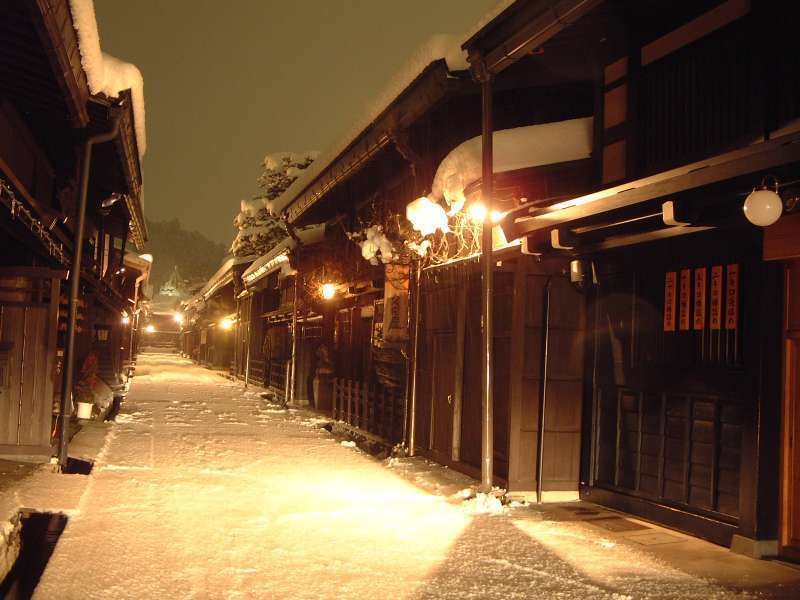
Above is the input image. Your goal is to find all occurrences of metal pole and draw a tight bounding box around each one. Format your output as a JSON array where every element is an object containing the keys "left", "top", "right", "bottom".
[
  {"left": 289, "top": 274, "right": 299, "bottom": 404},
  {"left": 407, "top": 259, "right": 423, "bottom": 456},
  {"left": 59, "top": 113, "right": 121, "bottom": 471},
  {"left": 536, "top": 277, "right": 553, "bottom": 503},
  {"left": 244, "top": 317, "right": 252, "bottom": 389},
  {"left": 479, "top": 73, "right": 494, "bottom": 492}
]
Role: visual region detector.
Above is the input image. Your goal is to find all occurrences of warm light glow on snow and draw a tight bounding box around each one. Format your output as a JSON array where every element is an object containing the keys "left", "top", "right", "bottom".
[
  {"left": 406, "top": 196, "right": 449, "bottom": 236},
  {"left": 320, "top": 283, "right": 337, "bottom": 300},
  {"left": 144, "top": 324, "right": 155, "bottom": 333}
]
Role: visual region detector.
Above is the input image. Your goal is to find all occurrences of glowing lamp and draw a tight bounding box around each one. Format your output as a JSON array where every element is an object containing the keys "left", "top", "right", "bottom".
[
  {"left": 743, "top": 188, "right": 783, "bottom": 227},
  {"left": 406, "top": 196, "right": 449, "bottom": 236},
  {"left": 173, "top": 313, "right": 184, "bottom": 325},
  {"left": 467, "top": 202, "right": 505, "bottom": 224},
  {"left": 321, "top": 283, "right": 336, "bottom": 300},
  {"left": 220, "top": 318, "right": 234, "bottom": 330},
  {"left": 144, "top": 324, "right": 155, "bottom": 333},
  {"left": 121, "top": 314, "right": 131, "bottom": 325}
]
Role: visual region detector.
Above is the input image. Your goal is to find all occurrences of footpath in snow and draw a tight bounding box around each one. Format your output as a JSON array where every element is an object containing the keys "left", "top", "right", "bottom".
[{"left": 28, "top": 354, "right": 800, "bottom": 599}]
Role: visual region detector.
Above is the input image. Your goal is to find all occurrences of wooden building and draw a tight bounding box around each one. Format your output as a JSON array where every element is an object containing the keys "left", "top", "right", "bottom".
[
  {"left": 0, "top": 0, "right": 147, "bottom": 457},
  {"left": 468, "top": 0, "right": 800, "bottom": 557},
  {"left": 181, "top": 257, "right": 252, "bottom": 371}
]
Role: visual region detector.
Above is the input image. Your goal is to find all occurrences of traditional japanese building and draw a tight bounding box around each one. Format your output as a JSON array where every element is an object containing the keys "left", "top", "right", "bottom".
[
  {"left": 0, "top": 0, "right": 147, "bottom": 458},
  {"left": 467, "top": 0, "right": 800, "bottom": 558}
]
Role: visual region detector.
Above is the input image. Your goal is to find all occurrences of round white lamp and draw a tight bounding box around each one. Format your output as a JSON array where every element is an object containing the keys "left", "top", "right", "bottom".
[{"left": 743, "top": 188, "right": 783, "bottom": 227}]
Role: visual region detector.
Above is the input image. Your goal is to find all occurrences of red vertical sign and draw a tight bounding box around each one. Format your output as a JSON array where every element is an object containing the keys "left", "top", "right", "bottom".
[
  {"left": 693, "top": 267, "right": 706, "bottom": 330},
  {"left": 725, "top": 263, "right": 739, "bottom": 330},
  {"left": 679, "top": 269, "right": 691, "bottom": 330},
  {"left": 710, "top": 265, "right": 723, "bottom": 330},
  {"left": 664, "top": 271, "right": 677, "bottom": 332}
]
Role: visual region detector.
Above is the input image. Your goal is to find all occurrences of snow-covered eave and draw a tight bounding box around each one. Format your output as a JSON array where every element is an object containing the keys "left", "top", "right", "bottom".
[
  {"left": 200, "top": 255, "right": 256, "bottom": 300},
  {"left": 430, "top": 117, "right": 594, "bottom": 203},
  {"left": 241, "top": 224, "right": 325, "bottom": 286},
  {"left": 69, "top": 1, "right": 146, "bottom": 158},
  {"left": 274, "top": 41, "right": 471, "bottom": 222}
]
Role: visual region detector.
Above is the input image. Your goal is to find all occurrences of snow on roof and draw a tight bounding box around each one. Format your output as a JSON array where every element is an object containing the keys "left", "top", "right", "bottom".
[
  {"left": 241, "top": 223, "right": 326, "bottom": 285},
  {"left": 269, "top": 33, "right": 470, "bottom": 217},
  {"left": 200, "top": 255, "right": 256, "bottom": 299},
  {"left": 431, "top": 117, "right": 594, "bottom": 204},
  {"left": 69, "top": 0, "right": 146, "bottom": 158}
]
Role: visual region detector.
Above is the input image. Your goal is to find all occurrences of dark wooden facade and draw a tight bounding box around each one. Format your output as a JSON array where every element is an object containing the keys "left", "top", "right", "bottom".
[
  {"left": 463, "top": 0, "right": 800, "bottom": 553},
  {"left": 0, "top": 0, "right": 147, "bottom": 457}
]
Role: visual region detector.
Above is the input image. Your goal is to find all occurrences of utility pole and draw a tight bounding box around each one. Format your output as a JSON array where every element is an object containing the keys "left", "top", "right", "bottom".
[{"left": 478, "top": 60, "right": 494, "bottom": 493}]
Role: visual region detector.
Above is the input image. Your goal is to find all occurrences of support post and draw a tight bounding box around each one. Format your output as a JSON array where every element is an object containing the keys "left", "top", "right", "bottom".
[
  {"left": 289, "top": 274, "right": 299, "bottom": 404},
  {"left": 536, "top": 278, "right": 553, "bottom": 503},
  {"left": 407, "top": 259, "right": 423, "bottom": 456},
  {"left": 479, "top": 70, "right": 494, "bottom": 492},
  {"left": 59, "top": 112, "right": 121, "bottom": 471}
]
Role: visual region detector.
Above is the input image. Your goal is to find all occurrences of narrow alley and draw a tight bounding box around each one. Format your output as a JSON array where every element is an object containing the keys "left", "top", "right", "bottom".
[{"left": 23, "top": 354, "right": 800, "bottom": 599}]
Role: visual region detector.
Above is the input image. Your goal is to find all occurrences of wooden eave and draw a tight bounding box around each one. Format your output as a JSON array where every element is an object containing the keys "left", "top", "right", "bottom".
[
  {"left": 284, "top": 60, "right": 468, "bottom": 224},
  {"left": 0, "top": 0, "right": 89, "bottom": 127},
  {"left": 463, "top": 0, "right": 604, "bottom": 75},
  {"left": 87, "top": 93, "right": 147, "bottom": 250},
  {"left": 505, "top": 131, "right": 800, "bottom": 251}
]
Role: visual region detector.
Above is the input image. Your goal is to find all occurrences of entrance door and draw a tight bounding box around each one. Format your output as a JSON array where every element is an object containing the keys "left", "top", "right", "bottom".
[
  {"left": 430, "top": 333, "right": 456, "bottom": 459},
  {"left": 781, "top": 261, "right": 800, "bottom": 560}
]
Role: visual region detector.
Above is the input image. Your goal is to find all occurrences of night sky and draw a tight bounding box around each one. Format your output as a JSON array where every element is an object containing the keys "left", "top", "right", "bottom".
[{"left": 94, "top": 0, "right": 499, "bottom": 246}]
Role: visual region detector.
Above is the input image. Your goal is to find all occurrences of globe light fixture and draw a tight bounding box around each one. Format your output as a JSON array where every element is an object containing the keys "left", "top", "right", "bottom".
[
  {"left": 173, "top": 312, "right": 184, "bottom": 325},
  {"left": 145, "top": 324, "right": 155, "bottom": 334},
  {"left": 121, "top": 314, "right": 130, "bottom": 325},
  {"left": 220, "top": 318, "right": 234, "bottom": 330},
  {"left": 321, "top": 283, "right": 337, "bottom": 300},
  {"left": 467, "top": 201, "right": 506, "bottom": 225},
  {"left": 743, "top": 178, "right": 783, "bottom": 227}
]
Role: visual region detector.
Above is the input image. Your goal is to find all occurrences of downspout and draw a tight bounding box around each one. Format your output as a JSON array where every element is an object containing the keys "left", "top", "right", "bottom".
[
  {"left": 478, "top": 61, "right": 495, "bottom": 493},
  {"left": 536, "top": 277, "right": 553, "bottom": 503},
  {"left": 59, "top": 110, "right": 122, "bottom": 471}
]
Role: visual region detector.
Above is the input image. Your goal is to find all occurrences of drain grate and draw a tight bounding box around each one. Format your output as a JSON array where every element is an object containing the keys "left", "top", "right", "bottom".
[
  {"left": 64, "top": 457, "right": 94, "bottom": 475},
  {"left": 0, "top": 511, "right": 68, "bottom": 599}
]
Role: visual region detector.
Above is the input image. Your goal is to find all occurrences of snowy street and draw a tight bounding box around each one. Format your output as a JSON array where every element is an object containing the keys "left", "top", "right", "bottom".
[{"left": 31, "top": 354, "right": 800, "bottom": 599}]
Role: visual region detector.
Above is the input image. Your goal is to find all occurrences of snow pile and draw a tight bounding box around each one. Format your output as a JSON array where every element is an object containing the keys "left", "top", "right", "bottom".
[
  {"left": 269, "top": 33, "right": 471, "bottom": 217},
  {"left": 68, "top": 0, "right": 147, "bottom": 158},
  {"left": 462, "top": 492, "right": 506, "bottom": 516},
  {"left": 0, "top": 512, "right": 20, "bottom": 584},
  {"left": 431, "top": 117, "right": 594, "bottom": 208},
  {"left": 340, "top": 440, "right": 357, "bottom": 448},
  {"left": 406, "top": 196, "right": 449, "bottom": 236},
  {"left": 348, "top": 225, "right": 396, "bottom": 265}
]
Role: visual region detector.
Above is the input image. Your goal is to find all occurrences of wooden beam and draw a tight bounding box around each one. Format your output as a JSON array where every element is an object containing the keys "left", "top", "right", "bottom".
[{"left": 513, "top": 132, "right": 800, "bottom": 234}]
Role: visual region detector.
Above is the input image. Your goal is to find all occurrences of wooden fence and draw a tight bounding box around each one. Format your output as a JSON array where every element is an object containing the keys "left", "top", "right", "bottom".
[{"left": 331, "top": 378, "right": 404, "bottom": 444}]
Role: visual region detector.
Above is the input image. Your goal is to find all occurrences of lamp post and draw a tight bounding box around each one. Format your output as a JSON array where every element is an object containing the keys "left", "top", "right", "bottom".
[{"left": 478, "top": 65, "right": 494, "bottom": 494}]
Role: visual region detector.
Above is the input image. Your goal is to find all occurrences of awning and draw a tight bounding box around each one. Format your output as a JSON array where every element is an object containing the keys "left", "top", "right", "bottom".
[
  {"left": 200, "top": 255, "right": 255, "bottom": 300},
  {"left": 503, "top": 130, "right": 800, "bottom": 252}
]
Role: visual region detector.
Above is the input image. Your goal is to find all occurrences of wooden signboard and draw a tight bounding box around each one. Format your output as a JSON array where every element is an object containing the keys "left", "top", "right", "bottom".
[
  {"left": 679, "top": 269, "right": 691, "bottom": 331},
  {"left": 383, "top": 263, "right": 410, "bottom": 342},
  {"left": 725, "top": 264, "right": 739, "bottom": 330},
  {"left": 693, "top": 267, "right": 707, "bottom": 330},
  {"left": 664, "top": 271, "right": 677, "bottom": 331},
  {"left": 710, "top": 265, "right": 723, "bottom": 330}
]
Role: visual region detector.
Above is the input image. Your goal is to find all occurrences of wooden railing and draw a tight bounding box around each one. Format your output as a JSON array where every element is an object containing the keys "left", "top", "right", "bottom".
[{"left": 332, "top": 378, "right": 404, "bottom": 443}]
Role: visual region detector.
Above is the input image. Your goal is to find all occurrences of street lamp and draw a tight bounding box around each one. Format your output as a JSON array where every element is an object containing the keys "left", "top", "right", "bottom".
[
  {"left": 320, "top": 283, "right": 336, "bottom": 300},
  {"left": 145, "top": 324, "right": 155, "bottom": 334},
  {"left": 220, "top": 318, "right": 234, "bottom": 330}
]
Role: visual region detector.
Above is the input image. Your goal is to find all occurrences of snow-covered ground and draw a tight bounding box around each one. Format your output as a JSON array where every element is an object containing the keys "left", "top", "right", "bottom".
[{"left": 30, "top": 354, "right": 800, "bottom": 599}]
